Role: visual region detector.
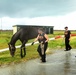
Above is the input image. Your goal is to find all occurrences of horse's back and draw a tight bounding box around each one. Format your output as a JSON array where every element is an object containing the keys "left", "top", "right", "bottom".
[{"left": 18, "top": 27, "right": 38, "bottom": 40}]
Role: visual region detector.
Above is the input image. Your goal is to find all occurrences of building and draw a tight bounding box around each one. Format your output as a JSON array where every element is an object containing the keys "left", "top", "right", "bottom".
[{"left": 13, "top": 25, "right": 54, "bottom": 34}]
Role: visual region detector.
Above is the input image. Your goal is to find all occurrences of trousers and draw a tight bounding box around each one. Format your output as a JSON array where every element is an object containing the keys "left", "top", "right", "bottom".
[
  {"left": 65, "top": 38, "right": 72, "bottom": 50},
  {"left": 37, "top": 42, "right": 48, "bottom": 62}
]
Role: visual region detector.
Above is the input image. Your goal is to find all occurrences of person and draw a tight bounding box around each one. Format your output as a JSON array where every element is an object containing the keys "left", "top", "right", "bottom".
[
  {"left": 64, "top": 26, "right": 72, "bottom": 51},
  {"left": 31, "top": 28, "right": 49, "bottom": 62}
]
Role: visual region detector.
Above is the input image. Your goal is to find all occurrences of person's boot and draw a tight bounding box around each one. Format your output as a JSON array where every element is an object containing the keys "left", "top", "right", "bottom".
[
  {"left": 42, "top": 55, "right": 46, "bottom": 62},
  {"left": 68, "top": 47, "right": 72, "bottom": 51},
  {"left": 64, "top": 49, "right": 69, "bottom": 51}
]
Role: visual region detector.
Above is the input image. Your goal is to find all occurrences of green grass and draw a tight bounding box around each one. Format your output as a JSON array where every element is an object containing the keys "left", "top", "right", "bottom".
[
  {"left": 70, "top": 37, "right": 76, "bottom": 48},
  {"left": 0, "top": 44, "right": 39, "bottom": 65},
  {"left": 54, "top": 30, "right": 76, "bottom": 35},
  {"left": 48, "top": 39, "right": 64, "bottom": 49},
  {"left": 0, "top": 30, "right": 12, "bottom": 49},
  {"left": 48, "top": 36, "right": 76, "bottom": 52}
]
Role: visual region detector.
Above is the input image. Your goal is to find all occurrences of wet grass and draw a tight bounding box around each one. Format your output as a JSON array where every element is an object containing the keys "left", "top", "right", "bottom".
[
  {"left": 0, "top": 30, "right": 12, "bottom": 49},
  {"left": 48, "top": 36, "right": 76, "bottom": 50},
  {"left": 0, "top": 44, "right": 39, "bottom": 66},
  {"left": 48, "top": 38, "right": 64, "bottom": 49}
]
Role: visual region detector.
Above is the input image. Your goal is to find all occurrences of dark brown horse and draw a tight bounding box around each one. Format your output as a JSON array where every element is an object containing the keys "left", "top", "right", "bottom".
[{"left": 8, "top": 27, "right": 39, "bottom": 58}]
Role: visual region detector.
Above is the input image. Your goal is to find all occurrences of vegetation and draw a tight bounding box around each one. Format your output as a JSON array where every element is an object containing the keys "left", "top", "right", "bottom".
[
  {"left": 0, "top": 30, "right": 76, "bottom": 66},
  {"left": 0, "top": 44, "right": 39, "bottom": 66}
]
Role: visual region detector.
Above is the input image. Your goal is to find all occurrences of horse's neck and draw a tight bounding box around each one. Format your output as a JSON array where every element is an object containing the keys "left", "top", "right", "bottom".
[{"left": 10, "top": 34, "right": 18, "bottom": 45}]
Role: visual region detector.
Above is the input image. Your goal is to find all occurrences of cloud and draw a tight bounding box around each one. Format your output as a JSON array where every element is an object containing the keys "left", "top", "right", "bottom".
[
  {"left": 0, "top": 0, "right": 76, "bottom": 30},
  {"left": 25, "top": 11, "right": 76, "bottom": 30},
  {"left": 0, "top": 0, "right": 76, "bottom": 18},
  {"left": 0, "top": 11, "right": 76, "bottom": 30},
  {"left": 0, "top": 17, "right": 30, "bottom": 29}
]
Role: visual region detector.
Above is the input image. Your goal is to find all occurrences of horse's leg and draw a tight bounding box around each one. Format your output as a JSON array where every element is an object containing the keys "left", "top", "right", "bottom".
[
  {"left": 20, "top": 40, "right": 27, "bottom": 58},
  {"left": 23, "top": 47, "right": 26, "bottom": 57},
  {"left": 20, "top": 47, "right": 23, "bottom": 58}
]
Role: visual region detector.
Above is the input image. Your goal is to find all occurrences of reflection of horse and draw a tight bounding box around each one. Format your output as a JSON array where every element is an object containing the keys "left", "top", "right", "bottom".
[{"left": 8, "top": 27, "right": 38, "bottom": 58}]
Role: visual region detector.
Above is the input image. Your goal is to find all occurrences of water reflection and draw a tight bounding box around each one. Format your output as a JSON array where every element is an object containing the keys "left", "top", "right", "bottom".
[
  {"left": 38, "top": 64, "right": 47, "bottom": 75},
  {"left": 9, "top": 64, "right": 26, "bottom": 75},
  {"left": 8, "top": 61, "right": 48, "bottom": 75},
  {"left": 64, "top": 51, "right": 71, "bottom": 75}
]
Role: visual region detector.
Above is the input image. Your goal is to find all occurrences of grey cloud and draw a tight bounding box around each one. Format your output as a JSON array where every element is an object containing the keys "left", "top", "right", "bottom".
[{"left": 0, "top": 0, "right": 76, "bottom": 18}]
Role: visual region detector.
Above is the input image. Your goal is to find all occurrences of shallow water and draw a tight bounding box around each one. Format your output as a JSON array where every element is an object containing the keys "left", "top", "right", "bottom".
[{"left": 0, "top": 50, "right": 76, "bottom": 75}]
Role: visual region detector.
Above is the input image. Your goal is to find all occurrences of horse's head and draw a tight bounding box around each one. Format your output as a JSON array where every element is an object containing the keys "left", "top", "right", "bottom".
[{"left": 8, "top": 43, "right": 16, "bottom": 57}]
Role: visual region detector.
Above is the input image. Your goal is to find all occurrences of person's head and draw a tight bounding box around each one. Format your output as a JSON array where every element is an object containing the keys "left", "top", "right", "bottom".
[
  {"left": 38, "top": 28, "right": 44, "bottom": 34},
  {"left": 64, "top": 26, "right": 68, "bottom": 30}
]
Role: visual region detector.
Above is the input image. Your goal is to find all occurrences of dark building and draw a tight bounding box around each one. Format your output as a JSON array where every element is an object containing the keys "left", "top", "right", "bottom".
[{"left": 13, "top": 25, "right": 54, "bottom": 34}]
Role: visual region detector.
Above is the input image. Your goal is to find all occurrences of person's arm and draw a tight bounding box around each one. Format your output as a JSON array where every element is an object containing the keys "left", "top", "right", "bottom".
[
  {"left": 31, "top": 35, "right": 39, "bottom": 45},
  {"left": 34, "top": 35, "right": 39, "bottom": 42},
  {"left": 44, "top": 34, "right": 49, "bottom": 42}
]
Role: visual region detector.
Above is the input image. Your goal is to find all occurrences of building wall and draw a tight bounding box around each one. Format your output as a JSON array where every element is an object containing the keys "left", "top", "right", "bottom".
[
  {"left": 44, "top": 27, "right": 53, "bottom": 34},
  {"left": 13, "top": 26, "right": 17, "bottom": 34},
  {"left": 13, "top": 25, "right": 54, "bottom": 34}
]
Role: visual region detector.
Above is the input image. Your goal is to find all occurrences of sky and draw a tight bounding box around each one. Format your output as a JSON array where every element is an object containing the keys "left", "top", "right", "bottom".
[{"left": 0, "top": 0, "right": 76, "bottom": 30}]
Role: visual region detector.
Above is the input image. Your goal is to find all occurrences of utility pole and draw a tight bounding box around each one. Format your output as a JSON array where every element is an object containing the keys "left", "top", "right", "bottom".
[{"left": 0, "top": 18, "right": 2, "bottom": 33}]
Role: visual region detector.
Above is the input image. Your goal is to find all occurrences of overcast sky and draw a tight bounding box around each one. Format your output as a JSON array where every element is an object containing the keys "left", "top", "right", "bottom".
[{"left": 0, "top": 0, "right": 76, "bottom": 30}]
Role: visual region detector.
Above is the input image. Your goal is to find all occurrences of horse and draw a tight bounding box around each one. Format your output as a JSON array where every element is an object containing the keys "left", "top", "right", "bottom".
[{"left": 8, "top": 27, "right": 39, "bottom": 58}]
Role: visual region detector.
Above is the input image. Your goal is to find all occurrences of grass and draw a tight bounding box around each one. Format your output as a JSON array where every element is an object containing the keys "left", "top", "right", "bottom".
[
  {"left": 0, "top": 30, "right": 76, "bottom": 66},
  {"left": 0, "top": 44, "right": 39, "bottom": 66},
  {"left": 0, "top": 30, "right": 12, "bottom": 49}
]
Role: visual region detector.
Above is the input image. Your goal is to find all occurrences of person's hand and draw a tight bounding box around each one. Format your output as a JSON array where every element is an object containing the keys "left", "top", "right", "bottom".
[
  {"left": 41, "top": 41, "right": 45, "bottom": 44},
  {"left": 31, "top": 42, "right": 34, "bottom": 45},
  {"left": 69, "top": 38, "right": 70, "bottom": 41}
]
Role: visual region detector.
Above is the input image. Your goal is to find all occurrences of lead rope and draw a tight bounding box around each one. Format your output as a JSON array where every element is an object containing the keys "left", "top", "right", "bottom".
[{"left": 40, "top": 42, "right": 44, "bottom": 55}]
